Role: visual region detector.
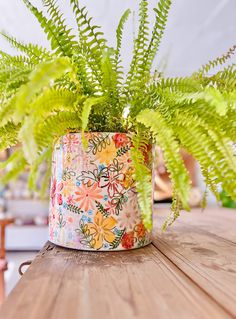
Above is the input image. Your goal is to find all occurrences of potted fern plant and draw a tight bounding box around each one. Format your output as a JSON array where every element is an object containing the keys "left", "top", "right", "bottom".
[{"left": 0, "top": 0, "right": 235, "bottom": 251}]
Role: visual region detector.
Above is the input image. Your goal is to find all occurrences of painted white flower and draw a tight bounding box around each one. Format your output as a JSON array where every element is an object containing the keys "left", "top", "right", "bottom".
[{"left": 117, "top": 195, "right": 140, "bottom": 231}]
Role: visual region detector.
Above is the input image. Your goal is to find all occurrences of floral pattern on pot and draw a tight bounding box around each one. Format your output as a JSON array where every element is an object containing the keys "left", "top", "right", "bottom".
[{"left": 49, "top": 132, "right": 152, "bottom": 251}]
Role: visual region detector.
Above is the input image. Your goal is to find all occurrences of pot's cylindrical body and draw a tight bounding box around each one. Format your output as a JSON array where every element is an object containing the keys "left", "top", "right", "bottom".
[{"left": 49, "top": 132, "right": 152, "bottom": 251}]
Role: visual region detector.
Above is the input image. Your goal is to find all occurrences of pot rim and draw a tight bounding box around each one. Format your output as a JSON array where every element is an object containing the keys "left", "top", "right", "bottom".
[{"left": 65, "top": 131, "right": 131, "bottom": 135}]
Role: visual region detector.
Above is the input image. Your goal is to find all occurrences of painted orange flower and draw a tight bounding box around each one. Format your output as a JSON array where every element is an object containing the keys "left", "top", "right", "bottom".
[
  {"left": 95, "top": 142, "right": 117, "bottom": 166},
  {"left": 87, "top": 211, "right": 117, "bottom": 249},
  {"left": 121, "top": 231, "right": 134, "bottom": 249},
  {"left": 75, "top": 183, "right": 103, "bottom": 211},
  {"left": 135, "top": 222, "right": 146, "bottom": 239}
]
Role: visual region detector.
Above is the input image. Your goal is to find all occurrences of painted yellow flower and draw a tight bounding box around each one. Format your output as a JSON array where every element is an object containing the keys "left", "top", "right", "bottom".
[
  {"left": 62, "top": 179, "right": 75, "bottom": 197},
  {"left": 121, "top": 166, "right": 135, "bottom": 189},
  {"left": 95, "top": 142, "right": 117, "bottom": 166},
  {"left": 87, "top": 211, "right": 117, "bottom": 250},
  {"left": 63, "top": 153, "right": 73, "bottom": 167}
]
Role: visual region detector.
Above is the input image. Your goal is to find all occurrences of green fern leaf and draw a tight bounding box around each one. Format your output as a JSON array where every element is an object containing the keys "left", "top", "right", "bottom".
[
  {"left": 0, "top": 32, "right": 51, "bottom": 63},
  {"left": 81, "top": 96, "right": 106, "bottom": 147},
  {"left": 197, "top": 45, "right": 236, "bottom": 76},
  {"left": 143, "top": 0, "right": 172, "bottom": 75},
  {"left": 137, "top": 108, "right": 190, "bottom": 211},
  {"left": 0, "top": 149, "right": 27, "bottom": 184},
  {"left": 70, "top": 0, "right": 107, "bottom": 85},
  {"left": 22, "top": 0, "right": 76, "bottom": 57},
  {"left": 126, "top": 0, "right": 150, "bottom": 91},
  {"left": 12, "top": 57, "right": 74, "bottom": 122},
  {"left": 18, "top": 88, "right": 79, "bottom": 163},
  {"left": 131, "top": 132, "right": 152, "bottom": 229},
  {"left": 0, "top": 123, "right": 20, "bottom": 151}
]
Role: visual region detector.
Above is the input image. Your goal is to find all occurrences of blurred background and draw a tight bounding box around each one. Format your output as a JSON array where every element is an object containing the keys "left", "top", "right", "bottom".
[{"left": 0, "top": 0, "right": 235, "bottom": 298}]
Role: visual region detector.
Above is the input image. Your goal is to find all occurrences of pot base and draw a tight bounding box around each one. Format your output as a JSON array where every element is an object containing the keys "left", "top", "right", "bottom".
[{"left": 49, "top": 237, "right": 152, "bottom": 252}]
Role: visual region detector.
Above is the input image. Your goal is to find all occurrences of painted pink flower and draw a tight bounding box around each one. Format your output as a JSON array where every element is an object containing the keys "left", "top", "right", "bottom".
[
  {"left": 104, "top": 200, "right": 117, "bottom": 215},
  {"left": 67, "top": 195, "right": 75, "bottom": 205},
  {"left": 112, "top": 133, "right": 130, "bottom": 148},
  {"left": 49, "top": 227, "right": 54, "bottom": 240},
  {"left": 63, "top": 134, "right": 80, "bottom": 153},
  {"left": 67, "top": 216, "right": 74, "bottom": 223},
  {"left": 117, "top": 208, "right": 139, "bottom": 230},
  {"left": 98, "top": 169, "right": 124, "bottom": 198},
  {"left": 75, "top": 183, "right": 103, "bottom": 212},
  {"left": 50, "top": 207, "right": 59, "bottom": 223},
  {"left": 50, "top": 178, "right": 63, "bottom": 207}
]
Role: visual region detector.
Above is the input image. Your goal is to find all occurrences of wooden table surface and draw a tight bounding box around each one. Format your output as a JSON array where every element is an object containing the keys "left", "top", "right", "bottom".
[{"left": 0, "top": 207, "right": 236, "bottom": 319}]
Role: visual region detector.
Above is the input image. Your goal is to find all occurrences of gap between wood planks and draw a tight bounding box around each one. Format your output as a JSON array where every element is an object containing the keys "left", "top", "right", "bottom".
[{"left": 151, "top": 239, "right": 235, "bottom": 319}]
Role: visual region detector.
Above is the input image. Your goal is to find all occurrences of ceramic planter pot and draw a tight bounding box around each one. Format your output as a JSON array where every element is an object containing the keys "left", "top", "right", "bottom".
[{"left": 49, "top": 132, "right": 152, "bottom": 251}]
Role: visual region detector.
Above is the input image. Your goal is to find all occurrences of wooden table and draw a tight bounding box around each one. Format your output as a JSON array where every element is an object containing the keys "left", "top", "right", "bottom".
[
  {"left": 0, "top": 207, "right": 236, "bottom": 319},
  {"left": 0, "top": 218, "right": 15, "bottom": 305}
]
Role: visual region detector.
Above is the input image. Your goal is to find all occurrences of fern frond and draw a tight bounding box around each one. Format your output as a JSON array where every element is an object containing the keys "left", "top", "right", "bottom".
[
  {"left": 0, "top": 66, "right": 32, "bottom": 96},
  {"left": 70, "top": 0, "right": 107, "bottom": 85},
  {"left": 157, "top": 76, "right": 201, "bottom": 93},
  {"left": 131, "top": 131, "right": 152, "bottom": 229},
  {"left": 175, "top": 112, "right": 236, "bottom": 200},
  {"left": 115, "top": 9, "right": 131, "bottom": 88},
  {"left": 22, "top": 0, "right": 76, "bottom": 57},
  {"left": 0, "top": 149, "right": 27, "bottom": 184},
  {"left": 81, "top": 96, "right": 106, "bottom": 146},
  {"left": 207, "top": 64, "right": 236, "bottom": 91},
  {"left": 0, "top": 32, "right": 51, "bottom": 63},
  {"left": 126, "top": 0, "right": 150, "bottom": 91},
  {"left": 201, "top": 167, "right": 220, "bottom": 202},
  {"left": 18, "top": 88, "right": 79, "bottom": 162},
  {"left": 116, "top": 9, "right": 131, "bottom": 62},
  {"left": 0, "top": 67, "right": 32, "bottom": 126},
  {"left": 178, "top": 101, "right": 236, "bottom": 142},
  {"left": 42, "top": 0, "right": 78, "bottom": 56},
  {"left": 28, "top": 147, "right": 52, "bottom": 191},
  {"left": 39, "top": 159, "right": 52, "bottom": 197},
  {"left": 162, "top": 189, "right": 181, "bottom": 230},
  {"left": 71, "top": 53, "right": 95, "bottom": 95},
  {"left": 100, "top": 48, "right": 119, "bottom": 110},
  {"left": 12, "top": 57, "right": 74, "bottom": 122},
  {"left": 0, "top": 50, "right": 32, "bottom": 68},
  {"left": 0, "top": 123, "right": 20, "bottom": 151},
  {"left": 137, "top": 108, "right": 190, "bottom": 211},
  {"left": 34, "top": 111, "right": 81, "bottom": 150},
  {"left": 201, "top": 87, "right": 236, "bottom": 116},
  {"left": 197, "top": 45, "right": 236, "bottom": 76},
  {"left": 101, "top": 48, "right": 117, "bottom": 93},
  {"left": 143, "top": 0, "right": 172, "bottom": 74},
  {"left": 27, "top": 87, "right": 78, "bottom": 117}
]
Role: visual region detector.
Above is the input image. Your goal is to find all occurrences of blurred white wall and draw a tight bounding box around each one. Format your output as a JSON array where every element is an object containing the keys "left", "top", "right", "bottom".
[{"left": 0, "top": 0, "right": 235, "bottom": 76}]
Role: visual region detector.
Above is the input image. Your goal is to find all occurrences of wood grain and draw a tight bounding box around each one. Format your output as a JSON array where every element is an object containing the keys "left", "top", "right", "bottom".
[
  {"left": 0, "top": 241, "right": 230, "bottom": 319},
  {"left": 156, "top": 207, "right": 236, "bottom": 243},
  {"left": 154, "top": 207, "right": 236, "bottom": 317}
]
